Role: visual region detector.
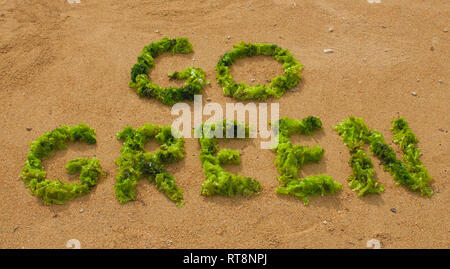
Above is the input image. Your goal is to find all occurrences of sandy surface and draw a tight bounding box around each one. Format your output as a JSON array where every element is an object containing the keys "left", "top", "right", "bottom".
[{"left": 0, "top": 0, "right": 449, "bottom": 249}]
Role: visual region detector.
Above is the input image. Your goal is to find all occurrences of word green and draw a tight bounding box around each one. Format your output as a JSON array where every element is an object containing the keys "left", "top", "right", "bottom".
[{"left": 20, "top": 117, "right": 434, "bottom": 206}]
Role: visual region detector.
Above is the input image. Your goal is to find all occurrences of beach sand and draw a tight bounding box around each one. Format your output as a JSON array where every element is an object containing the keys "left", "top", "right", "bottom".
[{"left": 0, "top": 0, "right": 448, "bottom": 248}]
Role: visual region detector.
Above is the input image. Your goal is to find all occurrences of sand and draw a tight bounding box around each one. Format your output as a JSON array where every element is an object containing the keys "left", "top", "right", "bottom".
[{"left": 0, "top": 0, "right": 449, "bottom": 249}]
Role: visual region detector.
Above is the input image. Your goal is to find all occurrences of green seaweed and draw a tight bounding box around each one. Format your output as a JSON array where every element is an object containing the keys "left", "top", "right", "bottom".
[
  {"left": 276, "top": 175, "right": 341, "bottom": 205},
  {"left": 272, "top": 116, "right": 342, "bottom": 205},
  {"left": 198, "top": 120, "right": 262, "bottom": 197},
  {"left": 334, "top": 116, "right": 433, "bottom": 196},
  {"left": 129, "top": 37, "right": 208, "bottom": 106},
  {"left": 332, "top": 117, "right": 384, "bottom": 196},
  {"left": 20, "top": 124, "right": 105, "bottom": 205},
  {"left": 115, "top": 123, "right": 185, "bottom": 207},
  {"left": 347, "top": 149, "right": 384, "bottom": 196},
  {"left": 390, "top": 118, "right": 433, "bottom": 196},
  {"left": 216, "top": 42, "right": 303, "bottom": 101}
]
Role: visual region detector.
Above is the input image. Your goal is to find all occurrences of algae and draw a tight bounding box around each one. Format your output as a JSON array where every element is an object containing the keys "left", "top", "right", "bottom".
[
  {"left": 334, "top": 117, "right": 433, "bottom": 196},
  {"left": 115, "top": 123, "right": 185, "bottom": 207},
  {"left": 129, "top": 37, "right": 208, "bottom": 106},
  {"left": 197, "top": 120, "right": 263, "bottom": 197},
  {"left": 20, "top": 124, "right": 105, "bottom": 205},
  {"left": 216, "top": 42, "right": 303, "bottom": 101},
  {"left": 272, "top": 116, "right": 342, "bottom": 205}
]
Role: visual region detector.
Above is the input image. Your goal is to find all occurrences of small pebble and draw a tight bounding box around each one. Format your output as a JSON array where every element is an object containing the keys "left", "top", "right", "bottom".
[
  {"left": 323, "top": 49, "right": 334, "bottom": 53},
  {"left": 362, "top": 58, "right": 367, "bottom": 62},
  {"left": 416, "top": 78, "right": 420, "bottom": 82},
  {"left": 322, "top": 220, "right": 328, "bottom": 225},
  {"left": 26, "top": 127, "right": 32, "bottom": 131},
  {"left": 154, "top": 30, "right": 159, "bottom": 33},
  {"left": 444, "top": 28, "right": 448, "bottom": 33},
  {"left": 438, "top": 80, "right": 443, "bottom": 83},
  {"left": 381, "top": 25, "right": 386, "bottom": 29},
  {"left": 390, "top": 208, "right": 397, "bottom": 213},
  {"left": 328, "top": 26, "right": 334, "bottom": 32},
  {"left": 273, "top": 24, "right": 277, "bottom": 27},
  {"left": 411, "top": 92, "right": 417, "bottom": 96},
  {"left": 430, "top": 46, "right": 434, "bottom": 51},
  {"left": 227, "top": 35, "right": 231, "bottom": 40},
  {"left": 206, "top": 98, "right": 212, "bottom": 102},
  {"left": 79, "top": 209, "right": 84, "bottom": 213},
  {"left": 434, "top": 188, "right": 440, "bottom": 193},
  {"left": 250, "top": 78, "right": 256, "bottom": 82}
]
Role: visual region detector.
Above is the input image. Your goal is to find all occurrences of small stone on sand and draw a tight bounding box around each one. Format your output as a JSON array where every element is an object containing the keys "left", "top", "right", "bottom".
[{"left": 324, "top": 49, "right": 334, "bottom": 53}]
